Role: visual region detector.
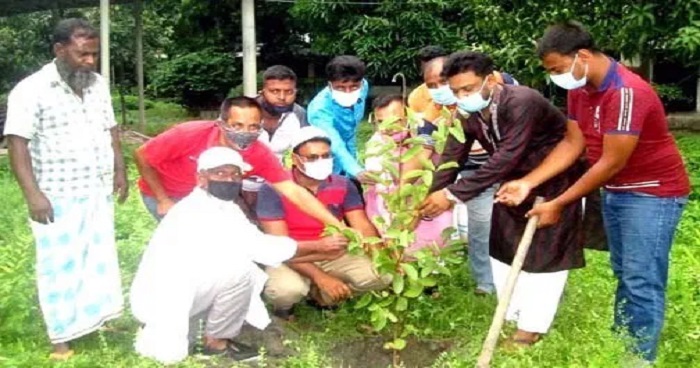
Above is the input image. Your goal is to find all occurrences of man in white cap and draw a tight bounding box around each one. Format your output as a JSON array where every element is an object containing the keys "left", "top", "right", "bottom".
[
  {"left": 129, "top": 146, "right": 333, "bottom": 364},
  {"left": 257, "top": 126, "right": 389, "bottom": 320}
]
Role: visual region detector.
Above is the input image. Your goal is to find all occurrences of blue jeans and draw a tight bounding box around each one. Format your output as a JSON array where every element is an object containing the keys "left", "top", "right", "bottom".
[
  {"left": 602, "top": 190, "right": 687, "bottom": 361},
  {"left": 457, "top": 170, "right": 497, "bottom": 293},
  {"left": 141, "top": 193, "right": 182, "bottom": 222}
]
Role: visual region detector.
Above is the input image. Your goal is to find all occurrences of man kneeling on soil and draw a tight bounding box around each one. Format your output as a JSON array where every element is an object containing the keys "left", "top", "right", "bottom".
[
  {"left": 258, "top": 127, "right": 390, "bottom": 320},
  {"left": 130, "top": 147, "right": 322, "bottom": 364}
]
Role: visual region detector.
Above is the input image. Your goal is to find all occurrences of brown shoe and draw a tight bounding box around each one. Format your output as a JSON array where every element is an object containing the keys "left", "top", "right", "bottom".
[{"left": 501, "top": 331, "right": 541, "bottom": 352}]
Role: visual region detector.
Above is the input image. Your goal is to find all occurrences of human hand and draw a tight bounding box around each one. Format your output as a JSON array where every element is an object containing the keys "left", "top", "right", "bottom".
[
  {"left": 527, "top": 200, "right": 564, "bottom": 228},
  {"left": 156, "top": 197, "right": 176, "bottom": 217},
  {"left": 419, "top": 190, "right": 453, "bottom": 219},
  {"left": 28, "top": 192, "right": 54, "bottom": 224},
  {"left": 314, "top": 273, "right": 352, "bottom": 302},
  {"left": 495, "top": 179, "right": 533, "bottom": 207},
  {"left": 318, "top": 234, "right": 349, "bottom": 253},
  {"left": 114, "top": 168, "right": 129, "bottom": 204}
]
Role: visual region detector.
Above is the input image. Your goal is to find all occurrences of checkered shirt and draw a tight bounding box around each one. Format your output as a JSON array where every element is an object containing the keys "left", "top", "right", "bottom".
[{"left": 4, "top": 61, "right": 116, "bottom": 198}]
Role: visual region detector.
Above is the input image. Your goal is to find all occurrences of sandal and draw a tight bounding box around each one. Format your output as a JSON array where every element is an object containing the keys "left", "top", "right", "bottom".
[{"left": 49, "top": 349, "right": 75, "bottom": 361}]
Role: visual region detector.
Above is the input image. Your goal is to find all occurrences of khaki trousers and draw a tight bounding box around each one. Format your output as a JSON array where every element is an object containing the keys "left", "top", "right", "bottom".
[{"left": 264, "top": 254, "right": 390, "bottom": 309}]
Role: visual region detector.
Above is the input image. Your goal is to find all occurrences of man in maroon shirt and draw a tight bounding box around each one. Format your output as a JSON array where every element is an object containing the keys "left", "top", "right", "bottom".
[
  {"left": 497, "top": 21, "right": 689, "bottom": 363},
  {"left": 134, "top": 96, "right": 344, "bottom": 228}
]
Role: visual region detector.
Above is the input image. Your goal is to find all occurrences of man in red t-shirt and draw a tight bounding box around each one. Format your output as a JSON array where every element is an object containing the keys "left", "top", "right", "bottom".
[
  {"left": 497, "top": 22, "right": 689, "bottom": 363},
  {"left": 256, "top": 126, "right": 388, "bottom": 320},
  {"left": 134, "top": 96, "right": 343, "bottom": 228}
]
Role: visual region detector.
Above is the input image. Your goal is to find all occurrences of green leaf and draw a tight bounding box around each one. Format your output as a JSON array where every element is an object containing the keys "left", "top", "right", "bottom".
[
  {"left": 420, "top": 277, "right": 437, "bottom": 287},
  {"left": 386, "top": 311, "right": 398, "bottom": 323},
  {"left": 419, "top": 155, "right": 436, "bottom": 171},
  {"left": 384, "top": 338, "right": 407, "bottom": 351},
  {"left": 400, "top": 263, "right": 418, "bottom": 280},
  {"left": 448, "top": 124, "right": 466, "bottom": 143},
  {"left": 371, "top": 309, "right": 388, "bottom": 331},
  {"left": 400, "top": 144, "right": 424, "bottom": 163},
  {"left": 403, "top": 282, "right": 424, "bottom": 298},
  {"left": 395, "top": 297, "right": 408, "bottom": 312},
  {"left": 354, "top": 292, "right": 373, "bottom": 310},
  {"left": 392, "top": 275, "right": 405, "bottom": 294},
  {"left": 436, "top": 161, "right": 459, "bottom": 171}
]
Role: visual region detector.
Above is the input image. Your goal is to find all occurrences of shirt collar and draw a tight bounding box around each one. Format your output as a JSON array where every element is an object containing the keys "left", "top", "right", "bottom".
[{"left": 590, "top": 58, "right": 620, "bottom": 93}]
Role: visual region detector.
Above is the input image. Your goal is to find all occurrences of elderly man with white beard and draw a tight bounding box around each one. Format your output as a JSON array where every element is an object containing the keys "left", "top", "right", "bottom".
[{"left": 4, "top": 18, "right": 129, "bottom": 360}]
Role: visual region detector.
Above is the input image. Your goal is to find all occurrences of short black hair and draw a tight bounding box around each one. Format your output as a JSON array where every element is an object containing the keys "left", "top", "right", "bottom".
[
  {"left": 537, "top": 21, "right": 598, "bottom": 58},
  {"left": 263, "top": 65, "right": 297, "bottom": 82},
  {"left": 372, "top": 93, "right": 404, "bottom": 111},
  {"left": 326, "top": 55, "right": 366, "bottom": 82},
  {"left": 292, "top": 137, "right": 331, "bottom": 155},
  {"left": 441, "top": 51, "right": 494, "bottom": 79},
  {"left": 52, "top": 18, "right": 98, "bottom": 45},
  {"left": 417, "top": 46, "right": 448, "bottom": 65},
  {"left": 220, "top": 96, "right": 262, "bottom": 121}
]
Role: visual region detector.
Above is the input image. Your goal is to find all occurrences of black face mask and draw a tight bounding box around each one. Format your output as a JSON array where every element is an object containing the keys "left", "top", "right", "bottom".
[
  {"left": 262, "top": 100, "right": 294, "bottom": 116},
  {"left": 207, "top": 180, "right": 242, "bottom": 201}
]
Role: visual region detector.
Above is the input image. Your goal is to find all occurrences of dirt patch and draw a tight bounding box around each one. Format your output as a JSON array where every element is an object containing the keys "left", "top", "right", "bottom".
[{"left": 329, "top": 337, "right": 453, "bottom": 368}]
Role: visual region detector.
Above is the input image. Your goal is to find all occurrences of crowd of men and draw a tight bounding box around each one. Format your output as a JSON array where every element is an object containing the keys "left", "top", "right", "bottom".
[{"left": 3, "top": 17, "right": 689, "bottom": 366}]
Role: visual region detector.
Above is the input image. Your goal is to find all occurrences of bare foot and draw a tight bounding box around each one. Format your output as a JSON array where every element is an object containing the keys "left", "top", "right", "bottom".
[
  {"left": 49, "top": 342, "right": 74, "bottom": 360},
  {"left": 501, "top": 329, "right": 541, "bottom": 351}
]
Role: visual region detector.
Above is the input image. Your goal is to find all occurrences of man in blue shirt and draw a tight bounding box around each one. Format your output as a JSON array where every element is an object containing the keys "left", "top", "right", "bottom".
[{"left": 307, "top": 55, "right": 373, "bottom": 183}]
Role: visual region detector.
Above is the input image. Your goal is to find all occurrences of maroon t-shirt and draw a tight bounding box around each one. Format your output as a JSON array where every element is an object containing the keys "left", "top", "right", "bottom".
[{"left": 567, "top": 61, "right": 690, "bottom": 197}]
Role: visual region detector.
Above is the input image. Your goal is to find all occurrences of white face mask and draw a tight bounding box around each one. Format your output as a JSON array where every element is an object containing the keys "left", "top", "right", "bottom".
[
  {"left": 549, "top": 54, "right": 588, "bottom": 90},
  {"left": 330, "top": 86, "right": 361, "bottom": 107},
  {"left": 301, "top": 158, "right": 334, "bottom": 181}
]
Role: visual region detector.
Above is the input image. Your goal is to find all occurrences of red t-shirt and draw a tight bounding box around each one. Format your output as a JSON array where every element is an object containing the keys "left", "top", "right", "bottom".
[
  {"left": 256, "top": 172, "right": 364, "bottom": 241},
  {"left": 567, "top": 61, "right": 690, "bottom": 197},
  {"left": 137, "top": 120, "right": 290, "bottom": 198}
]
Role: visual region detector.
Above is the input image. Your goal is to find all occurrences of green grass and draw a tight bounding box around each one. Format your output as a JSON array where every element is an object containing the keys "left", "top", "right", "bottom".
[{"left": 0, "top": 111, "right": 699, "bottom": 367}]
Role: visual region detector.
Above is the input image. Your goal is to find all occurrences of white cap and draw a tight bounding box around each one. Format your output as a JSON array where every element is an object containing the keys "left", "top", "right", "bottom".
[
  {"left": 291, "top": 126, "right": 331, "bottom": 151},
  {"left": 197, "top": 146, "right": 252, "bottom": 172}
]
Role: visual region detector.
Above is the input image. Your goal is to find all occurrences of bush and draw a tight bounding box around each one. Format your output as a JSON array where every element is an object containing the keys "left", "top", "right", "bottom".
[
  {"left": 150, "top": 48, "right": 240, "bottom": 109},
  {"left": 111, "top": 94, "right": 156, "bottom": 112}
]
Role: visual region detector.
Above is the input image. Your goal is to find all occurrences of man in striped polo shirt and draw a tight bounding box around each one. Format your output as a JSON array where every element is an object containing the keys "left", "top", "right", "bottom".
[{"left": 499, "top": 21, "right": 690, "bottom": 364}]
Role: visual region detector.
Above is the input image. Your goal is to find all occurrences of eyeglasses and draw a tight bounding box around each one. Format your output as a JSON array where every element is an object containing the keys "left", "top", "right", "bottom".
[
  {"left": 296, "top": 153, "right": 332, "bottom": 162},
  {"left": 265, "top": 88, "right": 297, "bottom": 98}
]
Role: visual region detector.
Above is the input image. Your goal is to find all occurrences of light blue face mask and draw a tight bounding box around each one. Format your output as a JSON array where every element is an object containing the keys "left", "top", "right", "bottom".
[
  {"left": 428, "top": 84, "right": 458, "bottom": 106},
  {"left": 456, "top": 78, "right": 492, "bottom": 113}
]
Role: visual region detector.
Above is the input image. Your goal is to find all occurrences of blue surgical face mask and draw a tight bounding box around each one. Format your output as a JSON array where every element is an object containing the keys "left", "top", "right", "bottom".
[
  {"left": 428, "top": 84, "right": 458, "bottom": 106},
  {"left": 549, "top": 54, "right": 588, "bottom": 90},
  {"left": 456, "top": 78, "right": 492, "bottom": 113}
]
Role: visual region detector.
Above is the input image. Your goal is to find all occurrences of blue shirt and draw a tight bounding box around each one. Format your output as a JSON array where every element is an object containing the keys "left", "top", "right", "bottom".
[{"left": 307, "top": 79, "right": 369, "bottom": 177}]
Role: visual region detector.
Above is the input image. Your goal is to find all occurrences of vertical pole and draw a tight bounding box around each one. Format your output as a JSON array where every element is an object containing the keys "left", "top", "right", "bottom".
[
  {"left": 696, "top": 66, "right": 700, "bottom": 112},
  {"left": 241, "top": 0, "right": 257, "bottom": 97},
  {"left": 134, "top": 0, "right": 146, "bottom": 131},
  {"left": 100, "top": 0, "right": 110, "bottom": 86}
]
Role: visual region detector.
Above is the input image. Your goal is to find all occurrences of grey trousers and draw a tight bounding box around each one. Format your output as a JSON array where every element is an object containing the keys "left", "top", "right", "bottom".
[{"left": 188, "top": 272, "right": 254, "bottom": 345}]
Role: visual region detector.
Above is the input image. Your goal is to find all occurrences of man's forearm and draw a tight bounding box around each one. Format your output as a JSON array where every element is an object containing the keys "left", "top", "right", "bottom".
[
  {"left": 134, "top": 148, "right": 169, "bottom": 201},
  {"left": 7, "top": 136, "right": 42, "bottom": 200},
  {"left": 110, "top": 127, "right": 126, "bottom": 172},
  {"left": 287, "top": 261, "right": 327, "bottom": 282},
  {"left": 521, "top": 121, "right": 585, "bottom": 188},
  {"left": 553, "top": 160, "right": 624, "bottom": 207}
]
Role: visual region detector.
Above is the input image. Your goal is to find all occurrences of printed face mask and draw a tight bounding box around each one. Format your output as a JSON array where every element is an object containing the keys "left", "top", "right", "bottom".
[
  {"left": 225, "top": 130, "right": 260, "bottom": 150},
  {"left": 549, "top": 54, "right": 588, "bottom": 90}
]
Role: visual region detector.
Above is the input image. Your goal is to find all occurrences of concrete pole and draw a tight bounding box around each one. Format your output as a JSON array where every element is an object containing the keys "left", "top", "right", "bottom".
[
  {"left": 134, "top": 0, "right": 146, "bottom": 131},
  {"left": 241, "top": 0, "right": 257, "bottom": 97},
  {"left": 100, "top": 0, "right": 110, "bottom": 86}
]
